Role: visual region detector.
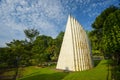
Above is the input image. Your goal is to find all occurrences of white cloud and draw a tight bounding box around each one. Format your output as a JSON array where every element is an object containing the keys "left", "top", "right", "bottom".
[
  {"left": 0, "top": 21, "right": 26, "bottom": 47},
  {"left": 82, "top": 0, "right": 118, "bottom": 17},
  {"left": 0, "top": 0, "right": 67, "bottom": 47},
  {"left": 0, "top": 0, "right": 118, "bottom": 47}
]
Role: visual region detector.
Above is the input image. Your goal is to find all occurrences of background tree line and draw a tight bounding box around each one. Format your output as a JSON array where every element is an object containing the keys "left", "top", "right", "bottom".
[
  {"left": 0, "top": 28, "right": 64, "bottom": 79},
  {"left": 88, "top": 5, "right": 120, "bottom": 80},
  {"left": 0, "top": 29, "right": 64, "bottom": 68}
]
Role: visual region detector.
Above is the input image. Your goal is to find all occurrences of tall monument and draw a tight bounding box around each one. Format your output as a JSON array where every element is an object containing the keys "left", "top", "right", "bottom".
[{"left": 56, "top": 15, "right": 93, "bottom": 71}]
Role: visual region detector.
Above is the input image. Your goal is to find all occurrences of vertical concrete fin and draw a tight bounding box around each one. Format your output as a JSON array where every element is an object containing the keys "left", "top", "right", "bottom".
[{"left": 56, "top": 15, "right": 93, "bottom": 71}]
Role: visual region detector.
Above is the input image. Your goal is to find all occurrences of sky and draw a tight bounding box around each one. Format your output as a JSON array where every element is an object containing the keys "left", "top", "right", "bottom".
[{"left": 0, "top": 0, "right": 119, "bottom": 47}]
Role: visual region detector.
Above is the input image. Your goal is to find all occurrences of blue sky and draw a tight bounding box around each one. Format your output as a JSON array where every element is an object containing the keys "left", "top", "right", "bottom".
[{"left": 0, "top": 0, "right": 119, "bottom": 47}]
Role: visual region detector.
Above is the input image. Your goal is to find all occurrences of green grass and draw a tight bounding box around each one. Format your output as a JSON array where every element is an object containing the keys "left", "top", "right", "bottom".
[
  {"left": 19, "top": 66, "right": 68, "bottom": 80},
  {"left": 63, "top": 60, "right": 110, "bottom": 80},
  {"left": 18, "top": 60, "right": 111, "bottom": 80}
]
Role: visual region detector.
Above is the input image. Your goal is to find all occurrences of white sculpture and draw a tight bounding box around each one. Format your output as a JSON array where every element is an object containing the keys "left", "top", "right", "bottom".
[{"left": 56, "top": 15, "right": 93, "bottom": 71}]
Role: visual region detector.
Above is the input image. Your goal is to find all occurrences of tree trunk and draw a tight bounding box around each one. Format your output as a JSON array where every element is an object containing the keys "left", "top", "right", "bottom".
[
  {"left": 13, "top": 59, "right": 19, "bottom": 80},
  {"left": 13, "top": 66, "right": 19, "bottom": 80}
]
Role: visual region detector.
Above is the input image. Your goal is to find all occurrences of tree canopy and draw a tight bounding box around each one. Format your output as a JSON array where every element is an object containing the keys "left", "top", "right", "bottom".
[
  {"left": 88, "top": 5, "right": 119, "bottom": 56},
  {"left": 24, "top": 28, "right": 39, "bottom": 43},
  {"left": 89, "top": 5, "right": 120, "bottom": 79}
]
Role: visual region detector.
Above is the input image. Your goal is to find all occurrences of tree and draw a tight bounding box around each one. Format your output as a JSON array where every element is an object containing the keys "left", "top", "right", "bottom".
[
  {"left": 54, "top": 31, "right": 64, "bottom": 60},
  {"left": 31, "top": 32, "right": 64, "bottom": 65},
  {"left": 0, "top": 47, "right": 9, "bottom": 68},
  {"left": 102, "top": 10, "right": 120, "bottom": 80},
  {"left": 103, "top": 10, "right": 120, "bottom": 62},
  {"left": 92, "top": 5, "right": 118, "bottom": 29},
  {"left": 24, "top": 28, "right": 39, "bottom": 65},
  {"left": 32, "top": 35, "right": 53, "bottom": 65},
  {"left": 6, "top": 40, "right": 28, "bottom": 80},
  {"left": 90, "top": 5, "right": 118, "bottom": 56},
  {"left": 24, "top": 28, "right": 39, "bottom": 43},
  {"left": 88, "top": 30, "right": 102, "bottom": 56},
  {"left": 91, "top": 5, "right": 120, "bottom": 79}
]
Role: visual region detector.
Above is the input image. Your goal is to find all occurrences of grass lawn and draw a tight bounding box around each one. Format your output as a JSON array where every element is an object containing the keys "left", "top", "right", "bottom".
[
  {"left": 18, "top": 66, "right": 68, "bottom": 80},
  {"left": 18, "top": 60, "right": 111, "bottom": 80}
]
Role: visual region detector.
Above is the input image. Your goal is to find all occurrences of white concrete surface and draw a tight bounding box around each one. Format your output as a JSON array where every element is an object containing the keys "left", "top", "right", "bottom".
[{"left": 56, "top": 15, "right": 93, "bottom": 71}]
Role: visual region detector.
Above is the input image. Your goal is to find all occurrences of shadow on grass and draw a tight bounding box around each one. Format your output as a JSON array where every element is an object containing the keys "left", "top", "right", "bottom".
[
  {"left": 20, "top": 72, "right": 68, "bottom": 80},
  {"left": 0, "top": 68, "right": 15, "bottom": 80},
  {"left": 93, "top": 60, "right": 101, "bottom": 67}
]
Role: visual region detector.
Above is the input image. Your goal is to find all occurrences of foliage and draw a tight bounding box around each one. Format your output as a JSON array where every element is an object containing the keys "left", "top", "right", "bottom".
[
  {"left": 89, "top": 5, "right": 119, "bottom": 56},
  {"left": 0, "top": 47, "right": 9, "bottom": 68},
  {"left": 0, "top": 29, "right": 64, "bottom": 79},
  {"left": 103, "top": 10, "right": 120, "bottom": 58},
  {"left": 53, "top": 31, "right": 64, "bottom": 61},
  {"left": 90, "top": 5, "right": 120, "bottom": 80},
  {"left": 102, "top": 10, "right": 120, "bottom": 79},
  {"left": 23, "top": 28, "right": 40, "bottom": 65},
  {"left": 24, "top": 28, "right": 39, "bottom": 43},
  {"left": 5, "top": 40, "right": 27, "bottom": 67},
  {"left": 32, "top": 35, "right": 53, "bottom": 65},
  {"left": 5, "top": 40, "right": 30, "bottom": 80},
  {"left": 31, "top": 32, "right": 64, "bottom": 65},
  {"left": 88, "top": 30, "right": 102, "bottom": 56},
  {"left": 0, "top": 29, "right": 64, "bottom": 68},
  {"left": 92, "top": 5, "right": 118, "bottom": 29}
]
